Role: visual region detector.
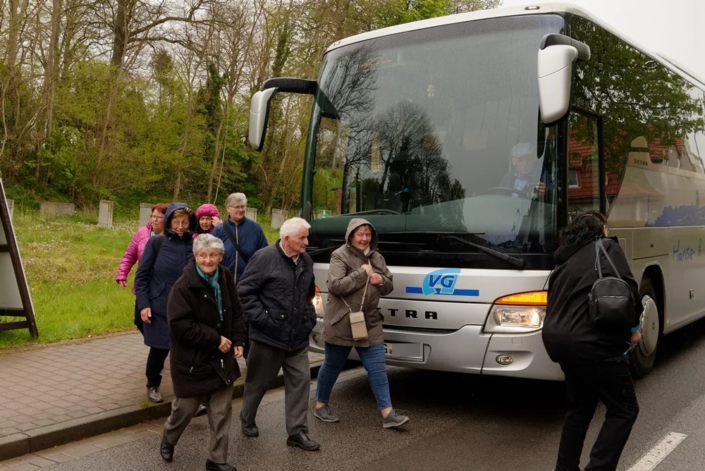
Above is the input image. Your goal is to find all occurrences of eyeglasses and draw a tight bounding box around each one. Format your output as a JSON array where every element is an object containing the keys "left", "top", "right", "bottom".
[
  {"left": 151, "top": 215, "right": 165, "bottom": 220},
  {"left": 228, "top": 205, "right": 246, "bottom": 210},
  {"left": 171, "top": 220, "right": 190, "bottom": 228}
]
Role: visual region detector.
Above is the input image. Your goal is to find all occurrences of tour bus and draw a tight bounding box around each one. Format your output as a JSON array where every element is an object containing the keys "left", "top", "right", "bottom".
[{"left": 248, "top": 3, "right": 705, "bottom": 380}]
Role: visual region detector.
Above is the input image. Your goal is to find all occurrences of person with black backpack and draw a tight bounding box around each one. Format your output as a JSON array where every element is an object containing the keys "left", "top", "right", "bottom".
[{"left": 543, "top": 210, "right": 643, "bottom": 471}]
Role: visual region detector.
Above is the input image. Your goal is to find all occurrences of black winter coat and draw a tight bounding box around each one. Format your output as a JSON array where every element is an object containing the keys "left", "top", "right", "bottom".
[
  {"left": 238, "top": 242, "right": 317, "bottom": 352},
  {"left": 135, "top": 202, "right": 197, "bottom": 350},
  {"left": 167, "top": 259, "right": 246, "bottom": 398},
  {"left": 543, "top": 237, "right": 643, "bottom": 364}
]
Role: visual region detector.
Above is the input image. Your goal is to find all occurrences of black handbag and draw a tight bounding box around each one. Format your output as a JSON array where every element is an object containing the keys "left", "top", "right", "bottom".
[{"left": 588, "top": 239, "right": 635, "bottom": 329}]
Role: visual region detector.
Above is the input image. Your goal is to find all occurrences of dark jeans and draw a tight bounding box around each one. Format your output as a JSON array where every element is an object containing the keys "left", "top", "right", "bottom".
[
  {"left": 316, "top": 342, "right": 392, "bottom": 410},
  {"left": 556, "top": 361, "right": 639, "bottom": 471},
  {"left": 146, "top": 347, "right": 170, "bottom": 388}
]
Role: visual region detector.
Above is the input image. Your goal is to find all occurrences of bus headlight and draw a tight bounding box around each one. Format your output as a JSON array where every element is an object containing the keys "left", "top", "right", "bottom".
[
  {"left": 484, "top": 291, "right": 547, "bottom": 333},
  {"left": 313, "top": 285, "right": 324, "bottom": 317}
]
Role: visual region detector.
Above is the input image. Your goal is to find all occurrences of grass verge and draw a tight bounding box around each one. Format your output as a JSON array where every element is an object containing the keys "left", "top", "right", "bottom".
[{"left": 0, "top": 209, "right": 282, "bottom": 350}]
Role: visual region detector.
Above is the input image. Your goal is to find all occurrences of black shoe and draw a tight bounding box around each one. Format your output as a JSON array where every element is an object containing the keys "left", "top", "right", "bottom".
[
  {"left": 194, "top": 402, "right": 207, "bottom": 417},
  {"left": 160, "top": 433, "right": 174, "bottom": 462},
  {"left": 205, "top": 459, "right": 235, "bottom": 471},
  {"left": 241, "top": 422, "right": 259, "bottom": 437},
  {"left": 286, "top": 431, "right": 320, "bottom": 451},
  {"left": 147, "top": 386, "right": 164, "bottom": 403}
]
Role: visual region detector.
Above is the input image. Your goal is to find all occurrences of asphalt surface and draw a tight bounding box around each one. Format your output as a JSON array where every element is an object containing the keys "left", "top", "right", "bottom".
[{"left": 44, "top": 316, "right": 705, "bottom": 471}]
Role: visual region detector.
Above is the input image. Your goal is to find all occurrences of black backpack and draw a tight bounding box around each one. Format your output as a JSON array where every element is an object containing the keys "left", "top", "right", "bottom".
[
  {"left": 134, "top": 235, "right": 164, "bottom": 333},
  {"left": 588, "top": 239, "right": 635, "bottom": 329}
]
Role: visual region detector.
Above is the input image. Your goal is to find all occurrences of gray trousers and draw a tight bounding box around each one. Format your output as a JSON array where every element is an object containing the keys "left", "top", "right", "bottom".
[
  {"left": 164, "top": 386, "right": 233, "bottom": 463},
  {"left": 240, "top": 340, "right": 310, "bottom": 436}
]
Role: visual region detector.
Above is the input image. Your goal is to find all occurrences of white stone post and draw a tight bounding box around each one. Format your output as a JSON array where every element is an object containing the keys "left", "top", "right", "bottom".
[
  {"left": 271, "top": 209, "right": 286, "bottom": 229},
  {"left": 98, "top": 200, "right": 114, "bottom": 227},
  {"left": 139, "top": 203, "right": 154, "bottom": 227}
]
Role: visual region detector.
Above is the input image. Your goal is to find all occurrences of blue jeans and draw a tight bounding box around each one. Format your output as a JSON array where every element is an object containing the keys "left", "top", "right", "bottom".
[{"left": 316, "top": 342, "right": 392, "bottom": 410}]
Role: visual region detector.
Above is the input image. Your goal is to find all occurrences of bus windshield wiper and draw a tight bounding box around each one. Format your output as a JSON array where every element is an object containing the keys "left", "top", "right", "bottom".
[{"left": 437, "top": 235, "right": 525, "bottom": 268}]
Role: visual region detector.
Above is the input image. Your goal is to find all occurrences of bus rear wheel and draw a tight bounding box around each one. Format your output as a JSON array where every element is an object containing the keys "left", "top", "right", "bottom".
[{"left": 630, "top": 276, "right": 661, "bottom": 378}]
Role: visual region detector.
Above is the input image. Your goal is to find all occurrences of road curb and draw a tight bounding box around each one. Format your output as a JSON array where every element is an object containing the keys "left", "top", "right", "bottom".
[{"left": 0, "top": 360, "right": 324, "bottom": 462}]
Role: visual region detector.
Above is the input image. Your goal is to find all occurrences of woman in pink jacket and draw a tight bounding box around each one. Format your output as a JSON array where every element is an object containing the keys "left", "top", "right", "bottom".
[{"left": 116, "top": 203, "right": 168, "bottom": 331}]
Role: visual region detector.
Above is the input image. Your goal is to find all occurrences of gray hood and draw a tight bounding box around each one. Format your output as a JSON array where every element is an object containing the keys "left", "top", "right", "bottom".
[{"left": 345, "top": 218, "right": 379, "bottom": 252}]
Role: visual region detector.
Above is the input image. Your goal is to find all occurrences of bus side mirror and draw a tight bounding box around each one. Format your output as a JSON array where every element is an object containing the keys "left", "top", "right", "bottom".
[
  {"left": 537, "top": 46, "right": 578, "bottom": 125},
  {"left": 537, "top": 34, "right": 590, "bottom": 126},
  {"left": 248, "top": 78, "right": 318, "bottom": 151},
  {"left": 248, "top": 88, "right": 277, "bottom": 151}
]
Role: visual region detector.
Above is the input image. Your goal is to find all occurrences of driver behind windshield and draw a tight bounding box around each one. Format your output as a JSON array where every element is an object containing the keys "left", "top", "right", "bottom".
[{"left": 499, "top": 143, "right": 548, "bottom": 198}]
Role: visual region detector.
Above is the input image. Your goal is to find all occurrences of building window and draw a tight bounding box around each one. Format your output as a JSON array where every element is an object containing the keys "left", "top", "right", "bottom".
[{"left": 568, "top": 170, "right": 581, "bottom": 188}]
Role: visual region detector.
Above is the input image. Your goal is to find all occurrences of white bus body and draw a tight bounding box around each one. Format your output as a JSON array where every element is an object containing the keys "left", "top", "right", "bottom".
[{"left": 250, "top": 3, "right": 705, "bottom": 380}]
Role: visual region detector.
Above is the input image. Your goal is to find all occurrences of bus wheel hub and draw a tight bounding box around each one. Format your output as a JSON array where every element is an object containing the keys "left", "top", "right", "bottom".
[{"left": 640, "top": 296, "right": 659, "bottom": 356}]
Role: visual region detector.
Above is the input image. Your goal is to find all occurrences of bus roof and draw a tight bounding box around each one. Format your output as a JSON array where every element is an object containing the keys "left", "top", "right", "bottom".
[{"left": 325, "top": 2, "right": 705, "bottom": 91}]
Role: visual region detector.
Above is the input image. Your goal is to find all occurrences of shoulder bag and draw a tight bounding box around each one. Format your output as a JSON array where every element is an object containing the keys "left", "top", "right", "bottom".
[
  {"left": 222, "top": 222, "right": 251, "bottom": 264},
  {"left": 341, "top": 272, "right": 370, "bottom": 341}
]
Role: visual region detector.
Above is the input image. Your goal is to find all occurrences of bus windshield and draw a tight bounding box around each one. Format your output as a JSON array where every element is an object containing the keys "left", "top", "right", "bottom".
[{"left": 305, "top": 14, "right": 566, "bottom": 260}]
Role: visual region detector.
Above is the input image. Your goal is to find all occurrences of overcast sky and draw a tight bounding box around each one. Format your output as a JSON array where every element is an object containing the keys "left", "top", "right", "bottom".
[{"left": 500, "top": 0, "right": 705, "bottom": 84}]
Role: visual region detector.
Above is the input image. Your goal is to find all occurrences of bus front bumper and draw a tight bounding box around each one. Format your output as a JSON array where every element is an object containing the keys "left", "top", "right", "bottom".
[{"left": 309, "top": 319, "right": 563, "bottom": 381}]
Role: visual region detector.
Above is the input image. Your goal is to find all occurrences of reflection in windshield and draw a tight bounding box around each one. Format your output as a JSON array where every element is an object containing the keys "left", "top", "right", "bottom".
[
  {"left": 354, "top": 101, "right": 464, "bottom": 212},
  {"left": 307, "top": 14, "right": 565, "bottom": 253}
]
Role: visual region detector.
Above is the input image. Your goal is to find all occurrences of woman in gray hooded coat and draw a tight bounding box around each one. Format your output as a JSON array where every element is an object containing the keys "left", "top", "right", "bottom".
[{"left": 313, "top": 218, "right": 409, "bottom": 429}]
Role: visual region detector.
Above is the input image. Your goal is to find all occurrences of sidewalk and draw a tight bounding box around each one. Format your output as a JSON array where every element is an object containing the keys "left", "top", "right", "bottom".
[{"left": 0, "top": 332, "right": 324, "bottom": 461}]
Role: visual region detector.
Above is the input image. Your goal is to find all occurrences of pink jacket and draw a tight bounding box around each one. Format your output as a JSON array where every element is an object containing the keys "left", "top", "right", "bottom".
[{"left": 116, "top": 221, "right": 154, "bottom": 293}]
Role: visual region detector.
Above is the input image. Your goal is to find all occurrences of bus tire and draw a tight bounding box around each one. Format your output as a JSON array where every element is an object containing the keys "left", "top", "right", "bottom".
[{"left": 630, "top": 276, "right": 660, "bottom": 378}]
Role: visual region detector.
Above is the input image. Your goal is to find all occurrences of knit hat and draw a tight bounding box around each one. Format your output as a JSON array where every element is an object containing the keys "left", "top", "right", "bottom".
[{"left": 196, "top": 204, "right": 220, "bottom": 219}]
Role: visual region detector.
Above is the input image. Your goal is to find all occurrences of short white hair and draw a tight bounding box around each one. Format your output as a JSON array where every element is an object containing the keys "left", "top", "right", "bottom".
[
  {"left": 193, "top": 234, "right": 225, "bottom": 254},
  {"left": 225, "top": 192, "right": 247, "bottom": 208},
  {"left": 511, "top": 142, "right": 534, "bottom": 159},
  {"left": 280, "top": 217, "right": 311, "bottom": 239}
]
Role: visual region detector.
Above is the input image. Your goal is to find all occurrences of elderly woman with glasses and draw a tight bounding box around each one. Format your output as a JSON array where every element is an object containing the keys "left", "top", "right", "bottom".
[
  {"left": 160, "top": 234, "right": 246, "bottom": 471},
  {"left": 116, "top": 203, "right": 168, "bottom": 332},
  {"left": 135, "top": 202, "right": 197, "bottom": 404}
]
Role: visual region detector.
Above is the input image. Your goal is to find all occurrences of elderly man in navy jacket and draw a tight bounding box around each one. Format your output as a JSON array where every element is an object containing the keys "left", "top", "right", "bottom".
[
  {"left": 212, "top": 192, "right": 268, "bottom": 283},
  {"left": 237, "top": 217, "right": 320, "bottom": 451}
]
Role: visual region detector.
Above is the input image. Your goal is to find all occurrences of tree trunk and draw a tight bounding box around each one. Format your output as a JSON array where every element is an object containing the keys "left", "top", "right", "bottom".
[
  {"left": 1, "top": 0, "right": 20, "bottom": 170},
  {"left": 173, "top": 164, "right": 182, "bottom": 201},
  {"left": 111, "top": 0, "right": 131, "bottom": 69},
  {"left": 38, "top": 0, "right": 62, "bottom": 184},
  {"left": 207, "top": 102, "right": 227, "bottom": 203},
  {"left": 174, "top": 77, "right": 196, "bottom": 201}
]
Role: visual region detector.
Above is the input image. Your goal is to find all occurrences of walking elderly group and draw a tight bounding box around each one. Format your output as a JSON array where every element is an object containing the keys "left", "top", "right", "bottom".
[
  {"left": 116, "top": 194, "right": 640, "bottom": 471},
  {"left": 116, "top": 193, "right": 408, "bottom": 471}
]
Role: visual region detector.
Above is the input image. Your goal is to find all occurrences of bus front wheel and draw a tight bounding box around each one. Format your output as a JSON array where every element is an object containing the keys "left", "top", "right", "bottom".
[{"left": 631, "top": 276, "right": 661, "bottom": 378}]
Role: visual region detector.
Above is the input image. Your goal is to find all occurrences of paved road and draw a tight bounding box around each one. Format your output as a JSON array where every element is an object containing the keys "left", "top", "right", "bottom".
[{"left": 13, "top": 317, "right": 705, "bottom": 471}]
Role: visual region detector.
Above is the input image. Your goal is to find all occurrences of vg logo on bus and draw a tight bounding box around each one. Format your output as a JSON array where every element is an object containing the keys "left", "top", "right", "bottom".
[{"left": 406, "top": 268, "right": 479, "bottom": 297}]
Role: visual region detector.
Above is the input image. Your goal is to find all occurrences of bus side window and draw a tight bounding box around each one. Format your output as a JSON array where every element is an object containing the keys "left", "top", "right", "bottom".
[{"left": 567, "top": 112, "right": 600, "bottom": 220}]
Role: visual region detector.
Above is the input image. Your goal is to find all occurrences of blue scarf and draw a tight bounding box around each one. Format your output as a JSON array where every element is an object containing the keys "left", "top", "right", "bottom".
[{"left": 196, "top": 264, "right": 222, "bottom": 321}]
